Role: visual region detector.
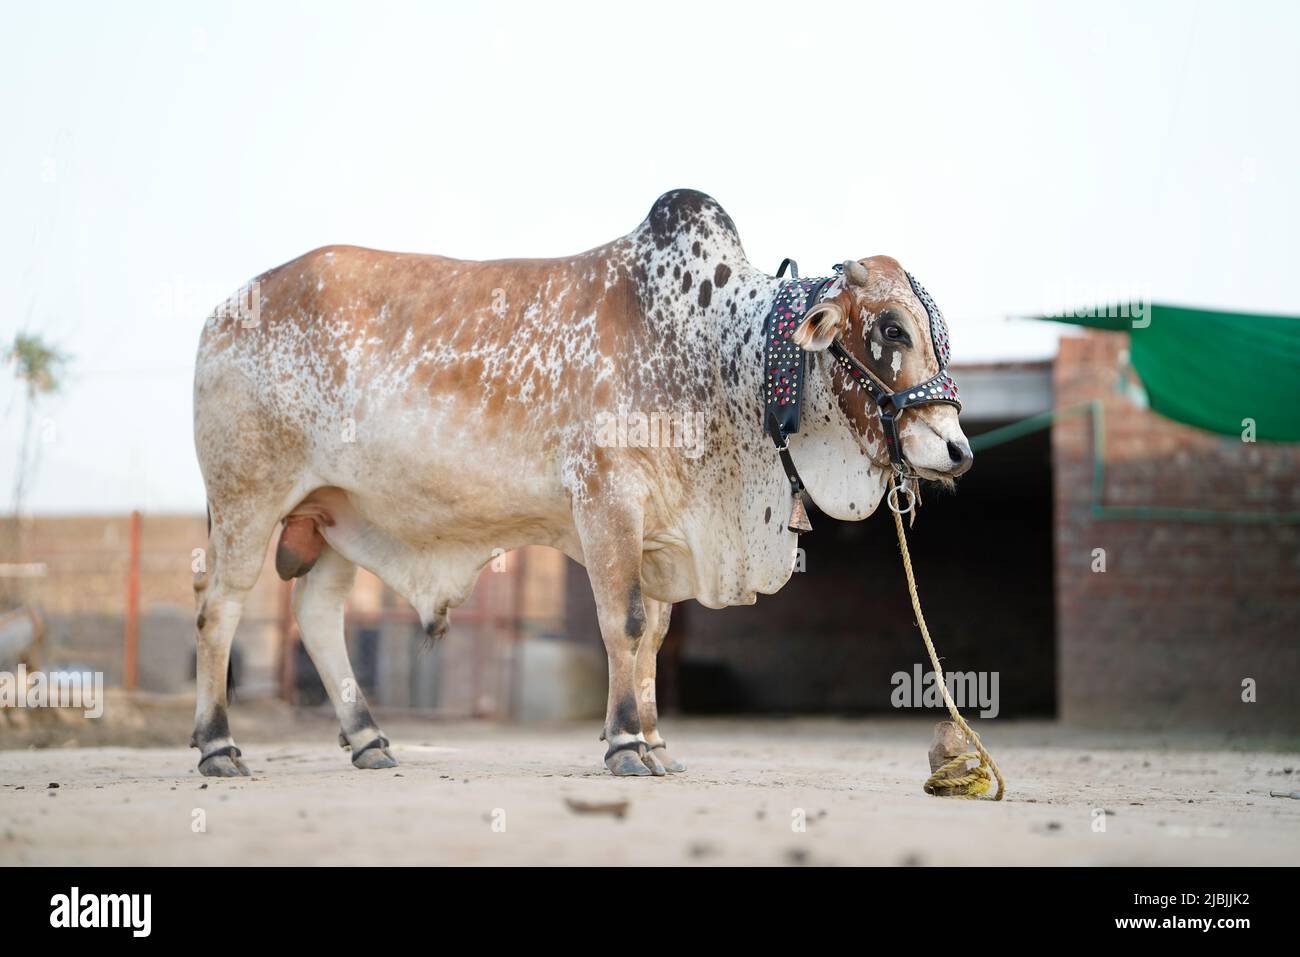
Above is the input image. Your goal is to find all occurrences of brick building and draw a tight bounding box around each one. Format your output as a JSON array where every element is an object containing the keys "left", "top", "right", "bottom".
[{"left": 1053, "top": 332, "right": 1299, "bottom": 733}]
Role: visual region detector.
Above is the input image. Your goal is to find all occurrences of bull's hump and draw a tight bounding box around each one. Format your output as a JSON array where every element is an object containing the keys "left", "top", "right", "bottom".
[{"left": 643, "top": 189, "right": 745, "bottom": 256}]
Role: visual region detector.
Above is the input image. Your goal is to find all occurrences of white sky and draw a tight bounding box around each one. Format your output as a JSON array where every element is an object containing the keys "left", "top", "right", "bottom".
[{"left": 2, "top": 0, "right": 1298, "bottom": 513}]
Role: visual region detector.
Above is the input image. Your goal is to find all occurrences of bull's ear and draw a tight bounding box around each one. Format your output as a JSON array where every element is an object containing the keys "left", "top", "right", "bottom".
[{"left": 792, "top": 301, "right": 845, "bottom": 352}]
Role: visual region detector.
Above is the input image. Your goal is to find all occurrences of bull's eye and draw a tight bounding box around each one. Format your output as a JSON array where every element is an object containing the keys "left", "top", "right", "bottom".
[
  {"left": 882, "top": 322, "right": 910, "bottom": 345},
  {"left": 878, "top": 309, "right": 909, "bottom": 345}
]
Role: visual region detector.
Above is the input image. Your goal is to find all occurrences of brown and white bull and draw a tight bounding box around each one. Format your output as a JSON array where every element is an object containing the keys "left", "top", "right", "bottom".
[{"left": 191, "top": 189, "right": 972, "bottom": 777}]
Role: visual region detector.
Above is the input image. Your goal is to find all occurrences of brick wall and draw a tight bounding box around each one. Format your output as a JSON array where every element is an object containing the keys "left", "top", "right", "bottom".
[
  {"left": 1053, "top": 332, "right": 1300, "bottom": 734},
  {"left": 1, "top": 513, "right": 283, "bottom": 689},
  {"left": 3, "top": 513, "right": 279, "bottom": 618}
]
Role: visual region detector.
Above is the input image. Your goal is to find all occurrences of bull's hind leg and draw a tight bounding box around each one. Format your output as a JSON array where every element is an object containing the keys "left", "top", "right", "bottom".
[
  {"left": 635, "top": 598, "right": 685, "bottom": 774},
  {"left": 192, "top": 501, "right": 280, "bottom": 777},
  {"left": 575, "top": 501, "right": 662, "bottom": 777},
  {"left": 291, "top": 544, "right": 396, "bottom": 770}
]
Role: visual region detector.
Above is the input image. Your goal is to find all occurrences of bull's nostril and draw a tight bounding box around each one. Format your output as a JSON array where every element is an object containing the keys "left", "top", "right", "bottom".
[{"left": 946, "top": 440, "right": 967, "bottom": 465}]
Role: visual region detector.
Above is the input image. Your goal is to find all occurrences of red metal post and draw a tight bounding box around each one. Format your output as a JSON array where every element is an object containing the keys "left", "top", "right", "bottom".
[{"left": 123, "top": 510, "right": 141, "bottom": 690}]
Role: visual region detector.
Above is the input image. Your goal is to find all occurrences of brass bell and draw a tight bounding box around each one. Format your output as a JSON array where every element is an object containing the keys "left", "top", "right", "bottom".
[{"left": 787, "top": 493, "right": 812, "bottom": 534}]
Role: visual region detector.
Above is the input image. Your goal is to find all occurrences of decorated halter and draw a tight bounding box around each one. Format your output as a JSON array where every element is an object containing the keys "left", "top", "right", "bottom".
[{"left": 762, "top": 259, "right": 961, "bottom": 532}]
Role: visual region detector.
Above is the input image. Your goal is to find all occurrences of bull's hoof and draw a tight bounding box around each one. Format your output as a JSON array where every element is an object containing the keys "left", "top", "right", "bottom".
[
  {"left": 351, "top": 743, "right": 398, "bottom": 770},
  {"left": 640, "top": 748, "right": 668, "bottom": 776},
  {"left": 606, "top": 749, "right": 653, "bottom": 776},
  {"left": 653, "top": 747, "right": 687, "bottom": 774},
  {"left": 198, "top": 750, "right": 251, "bottom": 778}
]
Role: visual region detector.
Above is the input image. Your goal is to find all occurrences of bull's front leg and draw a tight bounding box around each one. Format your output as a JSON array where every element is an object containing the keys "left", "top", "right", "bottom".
[
  {"left": 575, "top": 500, "right": 661, "bottom": 777},
  {"left": 635, "top": 598, "right": 685, "bottom": 773}
]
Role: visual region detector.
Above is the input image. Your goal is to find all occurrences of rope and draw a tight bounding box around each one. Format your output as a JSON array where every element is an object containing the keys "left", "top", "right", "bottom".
[{"left": 891, "top": 476, "right": 1006, "bottom": 801}]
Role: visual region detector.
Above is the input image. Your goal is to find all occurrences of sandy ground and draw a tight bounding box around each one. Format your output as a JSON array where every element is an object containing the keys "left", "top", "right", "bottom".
[{"left": 2, "top": 703, "right": 1298, "bottom": 866}]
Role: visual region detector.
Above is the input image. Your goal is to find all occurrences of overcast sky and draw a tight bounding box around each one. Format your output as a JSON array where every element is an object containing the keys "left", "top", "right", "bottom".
[{"left": 2, "top": 0, "right": 1297, "bottom": 513}]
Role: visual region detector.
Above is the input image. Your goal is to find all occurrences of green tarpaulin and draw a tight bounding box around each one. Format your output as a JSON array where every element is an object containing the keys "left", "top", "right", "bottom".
[{"left": 1040, "top": 304, "right": 1300, "bottom": 442}]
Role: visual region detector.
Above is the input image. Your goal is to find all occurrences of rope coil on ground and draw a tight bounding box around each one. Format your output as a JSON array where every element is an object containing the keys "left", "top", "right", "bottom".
[{"left": 891, "top": 476, "right": 1006, "bottom": 801}]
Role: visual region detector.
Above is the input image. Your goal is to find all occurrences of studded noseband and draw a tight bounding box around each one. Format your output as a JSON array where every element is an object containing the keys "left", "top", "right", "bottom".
[{"left": 762, "top": 259, "right": 962, "bottom": 531}]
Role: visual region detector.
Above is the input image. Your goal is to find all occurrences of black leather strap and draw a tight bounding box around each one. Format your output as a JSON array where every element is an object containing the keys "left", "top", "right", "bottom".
[
  {"left": 767, "top": 411, "right": 808, "bottom": 496},
  {"left": 603, "top": 740, "right": 645, "bottom": 759},
  {"left": 199, "top": 744, "right": 242, "bottom": 763},
  {"left": 775, "top": 258, "right": 799, "bottom": 279},
  {"left": 353, "top": 737, "right": 388, "bottom": 759}
]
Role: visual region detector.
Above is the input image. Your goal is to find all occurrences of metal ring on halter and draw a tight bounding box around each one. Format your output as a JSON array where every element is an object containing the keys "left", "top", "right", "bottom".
[{"left": 887, "top": 480, "right": 915, "bottom": 515}]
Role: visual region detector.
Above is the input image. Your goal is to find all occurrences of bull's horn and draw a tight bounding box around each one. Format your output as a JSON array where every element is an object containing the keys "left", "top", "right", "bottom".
[{"left": 842, "top": 260, "right": 869, "bottom": 286}]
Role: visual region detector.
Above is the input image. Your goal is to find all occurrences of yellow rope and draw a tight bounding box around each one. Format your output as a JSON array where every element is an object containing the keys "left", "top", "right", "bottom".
[
  {"left": 924, "top": 752, "right": 992, "bottom": 799},
  {"left": 892, "top": 477, "right": 1006, "bottom": 801}
]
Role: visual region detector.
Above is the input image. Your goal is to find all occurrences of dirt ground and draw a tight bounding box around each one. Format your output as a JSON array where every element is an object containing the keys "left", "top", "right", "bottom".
[{"left": 2, "top": 699, "right": 1298, "bottom": 866}]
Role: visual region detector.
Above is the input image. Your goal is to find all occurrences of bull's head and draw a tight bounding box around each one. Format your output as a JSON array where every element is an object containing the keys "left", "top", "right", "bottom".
[{"left": 792, "top": 256, "right": 973, "bottom": 482}]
